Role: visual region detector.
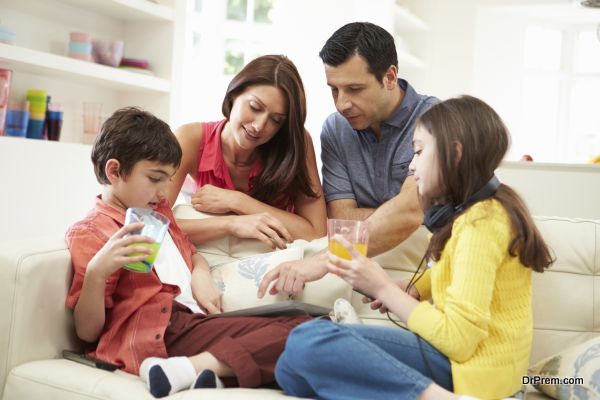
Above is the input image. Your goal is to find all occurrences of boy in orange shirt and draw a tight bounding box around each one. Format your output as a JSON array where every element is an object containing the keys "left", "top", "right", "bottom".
[{"left": 65, "top": 107, "right": 309, "bottom": 398}]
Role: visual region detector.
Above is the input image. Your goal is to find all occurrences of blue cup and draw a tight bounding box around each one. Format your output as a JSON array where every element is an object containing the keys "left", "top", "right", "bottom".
[
  {"left": 26, "top": 118, "right": 44, "bottom": 139},
  {"left": 46, "top": 110, "right": 63, "bottom": 141},
  {"left": 5, "top": 110, "right": 29, "bottom": 137}
]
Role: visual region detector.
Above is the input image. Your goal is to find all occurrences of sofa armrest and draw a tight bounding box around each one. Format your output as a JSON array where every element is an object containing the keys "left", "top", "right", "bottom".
[{"left": 0, "top": 238, "right": 82, "bottom": 397}]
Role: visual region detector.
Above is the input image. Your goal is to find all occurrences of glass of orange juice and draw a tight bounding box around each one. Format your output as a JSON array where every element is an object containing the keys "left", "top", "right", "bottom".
[{"left": 327, "top": 219, "right": 369, "bottom": 260}]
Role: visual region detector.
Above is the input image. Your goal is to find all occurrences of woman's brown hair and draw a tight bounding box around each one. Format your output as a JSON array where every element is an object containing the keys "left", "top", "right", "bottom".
[
  {"left": 418, "top": 95, "right": 553, "bottom": 272},
  {"left": 222, "top": 55, "right": 318, "bottom": 206}
]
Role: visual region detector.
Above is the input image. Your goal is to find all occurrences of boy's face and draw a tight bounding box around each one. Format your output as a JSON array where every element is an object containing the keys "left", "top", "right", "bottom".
[{"left": 110, "top": 160, "right": 176, "bottom": 210}]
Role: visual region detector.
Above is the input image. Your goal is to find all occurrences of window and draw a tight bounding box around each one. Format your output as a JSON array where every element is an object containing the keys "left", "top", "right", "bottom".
[{"left": 521, "top": 25, "right": 600, "bottom": 163}]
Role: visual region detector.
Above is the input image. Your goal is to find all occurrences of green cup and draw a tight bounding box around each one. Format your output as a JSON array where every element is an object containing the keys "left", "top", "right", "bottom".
[{"left": 123, "top": 208, "right": 170, "bottom": 273}]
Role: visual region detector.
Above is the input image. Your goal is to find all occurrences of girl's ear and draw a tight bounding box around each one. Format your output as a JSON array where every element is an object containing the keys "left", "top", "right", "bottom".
[
  {"left": 383, "top": 65, "right": 398, "bottom": 90},
  {"left": 105, "top": 159, "right": 121, "bottom": 184},
  {"left": 454, "top": 141, "right": 463, "bottom": 166}
]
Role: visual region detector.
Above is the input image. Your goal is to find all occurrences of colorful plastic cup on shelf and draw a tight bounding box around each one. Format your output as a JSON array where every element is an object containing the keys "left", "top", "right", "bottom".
[
  {"left": 92, "top": 38, "right": 124, "bottom": 67},
  {"left": 69, "top": 32, "right": 92, "bottom": 42},
  {"left": 46, "top": 111, "right": 63, "bottom": 141},
  {"left": 26, "top": 119, "right": 45, "bottom": 139},
  {"left": 5, "top": 109, "right": 29, "bottom": 137},
  {"left": 123, "top": 208, "right": 170, "bottom": 273}
]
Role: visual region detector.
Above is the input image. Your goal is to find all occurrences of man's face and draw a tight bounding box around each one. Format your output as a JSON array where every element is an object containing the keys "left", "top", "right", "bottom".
[{"left": 324, "top": 54, "right": 391, "bottom": 131}]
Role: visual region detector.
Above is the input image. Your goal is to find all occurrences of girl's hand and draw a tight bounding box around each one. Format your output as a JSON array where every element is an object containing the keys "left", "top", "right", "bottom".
[
  {"left": 192, "top": 184, "right": 238, "bottom": 214},
  {"left": 229, "top": 213, "right": 293, "bottom": 249},
  {"left": 361, "top": 278, "right": 420, "bottom": 313},
  {"left": 87, "top": 222, "right": 154, "bottom": 280},
  {"left": 326, "top": 235, "right": 392, "bottom": 299}
]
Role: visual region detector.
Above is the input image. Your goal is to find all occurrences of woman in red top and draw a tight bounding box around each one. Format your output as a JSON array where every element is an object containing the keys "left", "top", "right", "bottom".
[{"left": 168, "top": 55, "right": 326, "bottom": 249}]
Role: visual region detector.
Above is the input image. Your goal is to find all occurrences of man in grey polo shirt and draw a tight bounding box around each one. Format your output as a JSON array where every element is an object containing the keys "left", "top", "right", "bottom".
[{"left": 258, "top": 22, "right": 437, "bottom": 298}]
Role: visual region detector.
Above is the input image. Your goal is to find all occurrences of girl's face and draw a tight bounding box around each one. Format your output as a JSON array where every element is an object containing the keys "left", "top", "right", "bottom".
[
  {"left": 409, "top": 125, "right": 443, "bottom": 203},
  {"left": 228, "top": 84, "right": 288, "bottom": 150}
]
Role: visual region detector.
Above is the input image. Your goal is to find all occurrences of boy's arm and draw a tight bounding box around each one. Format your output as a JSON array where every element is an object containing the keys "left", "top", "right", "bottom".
[
  {"left": 190, "top": 253, "right": 222, "bottom": 314},
  {"left": 70, "top": 223, "right": 153, "bottom": 342}
]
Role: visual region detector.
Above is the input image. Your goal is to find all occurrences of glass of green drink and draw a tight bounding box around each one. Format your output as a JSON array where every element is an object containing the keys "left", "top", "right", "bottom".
[{"left": 124, "top": 208, "right": 170, "bottom": 273}]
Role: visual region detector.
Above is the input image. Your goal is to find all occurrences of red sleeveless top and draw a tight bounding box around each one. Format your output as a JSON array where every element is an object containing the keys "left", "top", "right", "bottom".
[{"left": 195, "top": 120, "right": 293, "bottom": 211}]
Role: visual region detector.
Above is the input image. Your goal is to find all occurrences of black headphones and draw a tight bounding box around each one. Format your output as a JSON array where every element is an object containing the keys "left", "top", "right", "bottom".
[{"left": 423, "top": 175, "right": 501, "bottom": 232}]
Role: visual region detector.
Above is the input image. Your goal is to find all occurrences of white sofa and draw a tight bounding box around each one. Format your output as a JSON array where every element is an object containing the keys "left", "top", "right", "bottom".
[
  {"left": 1, "top": 215, "right": 599, "bottom": 400},
  {"left": 1, "top": 155, "right": 599, "bottom": 399}
]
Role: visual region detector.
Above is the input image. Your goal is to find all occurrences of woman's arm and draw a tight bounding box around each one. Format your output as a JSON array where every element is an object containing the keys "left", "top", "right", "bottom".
[
  {"left": 167, "top": 123, "right": 203, "bottom": 207},
  {"left": 228, "top": 132, "right": 327, "bottom": 240}
]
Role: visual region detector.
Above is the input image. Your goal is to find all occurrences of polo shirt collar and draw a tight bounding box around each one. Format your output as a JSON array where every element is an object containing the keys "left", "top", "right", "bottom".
[{"left": 383, "top": 79, "right": 419, "bottom": 130}]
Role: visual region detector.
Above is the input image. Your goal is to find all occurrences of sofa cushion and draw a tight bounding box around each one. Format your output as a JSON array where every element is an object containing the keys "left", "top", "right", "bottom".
[
  {"left": 528, "top": 336, "right": 600, "bottom": 399},
  {"left": 210, "top": 247, "right": 302, "bottom": 311},
  {"left": 3, "top": 359, "right": 298, "bottom": 399}
]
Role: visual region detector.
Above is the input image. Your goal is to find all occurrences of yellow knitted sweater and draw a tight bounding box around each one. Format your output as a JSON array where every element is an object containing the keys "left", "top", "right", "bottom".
[{"left": 408, "top": 199, "right": 532, "bottom": 399}]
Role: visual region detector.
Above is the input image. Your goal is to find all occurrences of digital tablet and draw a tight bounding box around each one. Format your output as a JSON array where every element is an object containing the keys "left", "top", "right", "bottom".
[{"left": 206, "top": 300, "right": 332, "bottom": 318}]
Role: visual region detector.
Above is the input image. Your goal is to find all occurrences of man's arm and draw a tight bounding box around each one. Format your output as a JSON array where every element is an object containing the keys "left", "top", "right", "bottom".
[
  {"left": 328, "top": 176, "right": 423, "bottom": 257},
  {"left": 365, "top": 176, "right": 423, "bottom": 256},
  {"left": 327, "top": 199, "right": 374, "bottom": 221}
]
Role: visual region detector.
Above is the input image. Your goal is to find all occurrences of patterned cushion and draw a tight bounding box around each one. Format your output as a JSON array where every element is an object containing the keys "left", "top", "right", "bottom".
[
  {"left": 210, "top": 247, "right": 303, "bottom": 311},
  {"left": 527, "top": 336, "right": 600, "bottom": 399}
]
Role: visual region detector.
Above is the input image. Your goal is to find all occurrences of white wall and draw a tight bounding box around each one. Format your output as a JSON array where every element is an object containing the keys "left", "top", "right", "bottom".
[{"left": 0, "top": 137, "right": 100, "bottom": 241}]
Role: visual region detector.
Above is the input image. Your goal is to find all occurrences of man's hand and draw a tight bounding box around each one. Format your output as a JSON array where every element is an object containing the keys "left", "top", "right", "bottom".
[
  {"left": 361, "top": 278, "right": 420, "bottom": 313},
  {"left": 87, "top": 222, "right": 154, "bottom": 280},
  {"left": 228, "top": 213, "right": 293, "bottom": 249},
  {"left": 257, "top": 252, "right": 329, "bottom": 298}
]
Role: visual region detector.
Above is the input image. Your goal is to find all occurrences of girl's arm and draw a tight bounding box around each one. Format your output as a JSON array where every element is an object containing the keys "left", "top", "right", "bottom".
[{"left": 227, "top": 132, "right": 327, "bottom": 240}]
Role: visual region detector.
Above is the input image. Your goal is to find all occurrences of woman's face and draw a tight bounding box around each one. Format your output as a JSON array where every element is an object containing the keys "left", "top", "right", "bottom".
[
  {"left": 228, "top": 84, "right": 288, "bottom": 150},
  {"left": 409, "top": 125, "right": 443, "bottom": 203}
]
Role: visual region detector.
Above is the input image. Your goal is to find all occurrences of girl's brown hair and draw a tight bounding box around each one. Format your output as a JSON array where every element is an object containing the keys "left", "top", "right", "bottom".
[
  {"left": 222, "top": 55, "right": 318, "bottom": 206},
  {"left": 418, "top": 95, "right": 553, "bottom": 272}
]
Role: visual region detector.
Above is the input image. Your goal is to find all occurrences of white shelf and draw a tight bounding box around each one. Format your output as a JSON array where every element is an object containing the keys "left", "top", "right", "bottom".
[
  {"left": 394, "top": 5, "right": 428, "bottom": 32},
  {"left": 0, "top": 43, "right": 171, "bottom": 93},
  {"left": 55, "top": 0, "right": 174, "bottom": 22}
]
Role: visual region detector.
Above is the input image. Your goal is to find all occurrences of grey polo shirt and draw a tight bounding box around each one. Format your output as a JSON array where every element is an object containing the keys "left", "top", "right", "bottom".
[{"left": 321, "top": 79, "right": 437, "bottom": 208}]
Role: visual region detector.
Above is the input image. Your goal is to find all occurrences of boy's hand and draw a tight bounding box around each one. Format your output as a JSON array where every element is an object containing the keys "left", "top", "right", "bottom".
[
  {"left": 87, "top": 222, "right": 154, "bottom": 281},
  {"left": 193, "top": 271, "right": 223, "bottom": 314}
]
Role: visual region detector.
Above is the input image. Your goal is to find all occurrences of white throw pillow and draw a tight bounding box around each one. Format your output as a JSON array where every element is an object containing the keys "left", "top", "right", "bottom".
[{"left": 210, "top": 247, "right": 303, "bottom": 311}]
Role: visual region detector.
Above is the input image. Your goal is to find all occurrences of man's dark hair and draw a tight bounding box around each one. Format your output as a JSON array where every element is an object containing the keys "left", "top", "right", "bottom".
[
  {"left": 319, "top": 22, "right": 398, "bottom": 82},
  {"left": 91, "top": 107, "right": 182, "bottom": 184}
]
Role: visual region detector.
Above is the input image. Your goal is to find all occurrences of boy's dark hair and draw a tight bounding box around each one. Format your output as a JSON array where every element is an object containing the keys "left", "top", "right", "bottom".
[
  {"left": 319, "top": 22, "right": 398, "bottom": 82},
  {"left": 91, "top": 107, "right": 182, "bottom": 184}
]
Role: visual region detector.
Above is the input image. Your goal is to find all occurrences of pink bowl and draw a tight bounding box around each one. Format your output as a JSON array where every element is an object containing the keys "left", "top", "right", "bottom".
[{"left": 92, "top": 39, "right": 124, "bottom": 67}]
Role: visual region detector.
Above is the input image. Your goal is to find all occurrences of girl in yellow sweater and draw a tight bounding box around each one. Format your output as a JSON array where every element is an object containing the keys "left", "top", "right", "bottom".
[{"left": 275, "top": 95, "right": 553, "bottom": 400}]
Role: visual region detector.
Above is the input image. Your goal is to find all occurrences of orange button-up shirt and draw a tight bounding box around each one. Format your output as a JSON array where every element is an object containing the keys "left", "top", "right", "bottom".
[{"left": 65, "top": 197, "right": 197, "bottom": 374}]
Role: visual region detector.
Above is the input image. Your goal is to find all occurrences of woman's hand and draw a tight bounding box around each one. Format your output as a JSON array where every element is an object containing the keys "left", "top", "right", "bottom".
[
  {"left": 326, "top": 235, "right": 393, "bottom": 299},
  {"left": 191, "top": 184, "right": 239, "bottom": 214},
  {"left": 228, "top": 213, "right": 293, "bottom": 249},
  {"left": 361, "top": 279, "right": 420, "bottom": 313}
]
